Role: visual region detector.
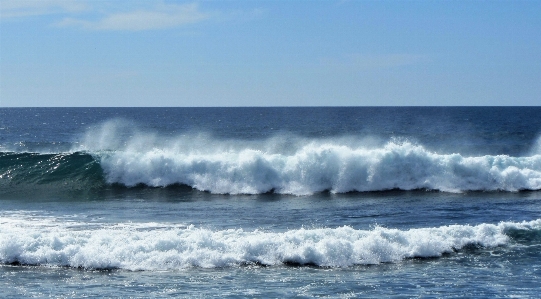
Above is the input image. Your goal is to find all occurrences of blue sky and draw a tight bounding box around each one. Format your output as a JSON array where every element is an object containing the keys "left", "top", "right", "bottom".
[{"left": 1, "top": 0, "right": 540, "bottom": 107}]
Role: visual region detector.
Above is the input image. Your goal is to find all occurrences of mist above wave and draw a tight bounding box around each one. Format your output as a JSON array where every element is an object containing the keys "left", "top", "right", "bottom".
[{"left": 73, "top": 121, "right": 541, "bottom": 195}]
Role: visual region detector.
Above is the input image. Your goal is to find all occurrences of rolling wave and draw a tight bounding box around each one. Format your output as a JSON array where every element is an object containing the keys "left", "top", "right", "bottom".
[
  {"left": 1, "top": 137, "right": 541, "bottom": 195},
  {"left": 1, "top": 216, "right": 539, "bottom": 270},
  {"left": 94, "top": 140, "right": 541, "bottom": 195}
]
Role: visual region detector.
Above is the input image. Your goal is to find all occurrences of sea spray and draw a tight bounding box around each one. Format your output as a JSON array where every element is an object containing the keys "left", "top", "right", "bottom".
[
  {"left": 67, "top": 121, "right": 541, "bottom": 194},
  {"left": 94, "top": 140, "right": 541, "bottom": 195},
  {"left": 2, "top": 120, "right": 540, "bottom": 195}
]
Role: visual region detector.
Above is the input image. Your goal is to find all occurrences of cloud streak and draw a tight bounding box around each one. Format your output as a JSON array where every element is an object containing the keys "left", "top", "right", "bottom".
[
  {"left": 0, "top": 0, "right": 87, "bottom": 18},
  {"left": 1, "top": 1, "right": 211, "bottom": 31},
  {"left": 57, "top": 3, "right": 210, "bottom": 31}
]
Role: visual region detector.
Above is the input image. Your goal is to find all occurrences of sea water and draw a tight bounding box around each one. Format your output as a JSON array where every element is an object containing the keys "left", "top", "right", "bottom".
[{"left": 1, "top": 107, "right": 540, "bottom": 298}]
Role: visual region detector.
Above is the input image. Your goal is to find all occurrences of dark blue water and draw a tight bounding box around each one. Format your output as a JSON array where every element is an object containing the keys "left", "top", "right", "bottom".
[{"left": 1, "top": 107, "right": 541, "bottom": 298}]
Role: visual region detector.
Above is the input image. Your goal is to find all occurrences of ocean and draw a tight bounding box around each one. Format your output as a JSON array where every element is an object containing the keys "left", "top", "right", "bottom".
[{"left": 1, "top": 107, "right": 540, "bottom": 298}]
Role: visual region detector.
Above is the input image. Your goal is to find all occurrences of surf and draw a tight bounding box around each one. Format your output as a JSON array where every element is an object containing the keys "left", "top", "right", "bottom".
[
  {"left": 87, "top": 139, "right": 541, "bottom": 195},
  {"left": 2, "top": 119, "right": 541, "bottom": 196},
  {"left": 2, "top": 142, "right": 541, "bottom": 196},
  {"left": 1, "top": 216, "right": 539, "bottom": 270}
]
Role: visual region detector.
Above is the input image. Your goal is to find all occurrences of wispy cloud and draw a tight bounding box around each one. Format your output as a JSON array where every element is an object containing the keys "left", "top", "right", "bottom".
[
  {"left": 0, "top": 0, "right": 87, "bottom": 18},
  {"left": 1, "top": 1, "right": 211, "bottom": 31},
  {"left": 57, "top": 3, "right": 210, "bottom": 31}
]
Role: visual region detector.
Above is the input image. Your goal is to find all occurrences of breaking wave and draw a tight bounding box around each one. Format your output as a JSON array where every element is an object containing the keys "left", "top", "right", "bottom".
[
  {"left": 1, "top": 216, "right": 539, "bottom": 270},
  {"left": 92, "top": 139, "right": 541, "bottom": 195},
  {"left": 1, "top": 120, "right": 541, "bottom": 195}
]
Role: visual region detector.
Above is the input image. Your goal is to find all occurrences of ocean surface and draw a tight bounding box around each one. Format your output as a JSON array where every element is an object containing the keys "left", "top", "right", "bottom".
[{"left": 1, "top": 107, "right": 540, "bottom": 298}]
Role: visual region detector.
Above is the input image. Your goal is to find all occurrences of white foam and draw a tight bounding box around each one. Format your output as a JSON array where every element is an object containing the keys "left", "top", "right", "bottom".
[
  {"left": 98, "top": 140, "right": 541, "bottom": 195},
  {"left": 1, "top": 216, "right": 539, "bottom": 270},
  {"left": 76, "top": 121, "right": 541, "bottom": 195}
]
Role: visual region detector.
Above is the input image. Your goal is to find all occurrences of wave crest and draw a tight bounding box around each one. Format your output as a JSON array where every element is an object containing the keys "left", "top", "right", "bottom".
[
  {"left": 95, "top": 140, "right": 541, "bottom": 195},
  {"left": 3, "top": 119, "right": 541, "bottom": 196}
]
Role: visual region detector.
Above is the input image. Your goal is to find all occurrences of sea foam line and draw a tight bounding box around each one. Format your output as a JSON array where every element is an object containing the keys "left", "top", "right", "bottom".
[{"left": 1, "top": 218, "right": 539, "bottom": 270}]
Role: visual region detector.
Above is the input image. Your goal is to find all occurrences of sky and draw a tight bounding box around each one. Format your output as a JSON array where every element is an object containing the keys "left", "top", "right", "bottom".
[{"left": 0, "top": 0, "right": 540, "bottom": 107}]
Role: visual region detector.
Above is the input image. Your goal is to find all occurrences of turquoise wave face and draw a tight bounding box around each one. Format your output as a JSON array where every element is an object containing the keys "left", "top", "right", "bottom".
[{"left": 0, "top": 152, "right": 105, "bottom": 195}]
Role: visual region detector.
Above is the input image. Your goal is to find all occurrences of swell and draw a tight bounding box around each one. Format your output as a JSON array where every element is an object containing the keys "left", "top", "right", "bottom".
[{"left": 1, "top": 218, "right": 539, "bottom": 270}]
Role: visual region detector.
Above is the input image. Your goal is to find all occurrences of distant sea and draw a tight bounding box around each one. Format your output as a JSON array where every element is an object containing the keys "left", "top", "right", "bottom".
[{"left": 1, "top": 107, "right": 541, "bottom": 298}]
